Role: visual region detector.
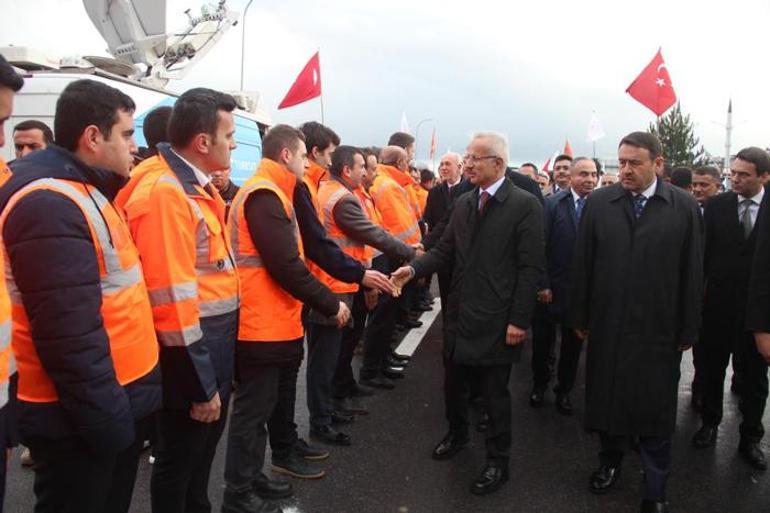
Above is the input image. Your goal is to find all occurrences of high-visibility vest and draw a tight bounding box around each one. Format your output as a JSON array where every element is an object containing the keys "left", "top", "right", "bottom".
[
  {"left": 0, "top": 178, "right": 159, "bottom": 403},
  {"left": 380, "top": 164, "right": 422, "bottom": 220},
  {"left": 0, "top": 158, "right": 11, "bottom": 408},
  {"left": 413, "top": 184, "right": 428, "bottom": 217},
  {"left": 116, "top": 155, "right": 239, "bottom": 348},
  {"left": 228, "top": 158, "right": 305, "bottom": 342},
  {"left": 369, "top": 167, "right": 421, "bottom": 245},
  {"left": 355, "top": 186, "right": 383, "bottom": 266},
  {"left": 302, "top": 161, "right": 328, "bottom": 215},
  {"left": 311, "top": 179, "right": 368, "bottom": 294}
]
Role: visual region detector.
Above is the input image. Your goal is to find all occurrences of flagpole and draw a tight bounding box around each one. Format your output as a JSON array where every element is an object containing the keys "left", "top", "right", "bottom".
[
  {"left": 318, "top": 48, "right": 324, "bottom": 123},
  {"left": 592, "top": 141, "right": 596, "bottom": 159}
]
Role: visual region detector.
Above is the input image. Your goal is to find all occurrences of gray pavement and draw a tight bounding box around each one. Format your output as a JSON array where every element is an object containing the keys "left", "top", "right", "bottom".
[{"left": 4, "top": 304, "right": 770, "bottom": 513}]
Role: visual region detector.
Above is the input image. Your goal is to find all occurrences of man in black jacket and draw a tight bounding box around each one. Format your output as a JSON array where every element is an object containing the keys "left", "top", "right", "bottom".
[
  {"left": 392, "top": 132, "right": 544, "bottom": 496},
  {"left": 692, "top": 147, "right": 769, "bottom": 471},
  {"left": 0, "top": 79, "right": 162, "bottom": 513}
]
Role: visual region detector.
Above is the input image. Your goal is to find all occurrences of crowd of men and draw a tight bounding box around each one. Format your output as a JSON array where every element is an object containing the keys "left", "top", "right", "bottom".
[{"left": 0, "top": 51, "right": 770, "bottom": 513}]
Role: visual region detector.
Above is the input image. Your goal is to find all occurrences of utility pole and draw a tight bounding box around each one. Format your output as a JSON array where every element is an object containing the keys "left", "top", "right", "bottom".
[{"left": 239, "top": 0, "right": 255, "bottom": 91}]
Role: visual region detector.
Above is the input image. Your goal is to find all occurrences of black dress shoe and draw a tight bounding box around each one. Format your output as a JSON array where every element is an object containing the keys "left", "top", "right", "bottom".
[
  {"left": 390, "top": 353, "right": 412, "bottom": 364},
  {"left": 470, "top": 463, "right": 509, "bottom": 495},
  {"left": 387, "top": 356, "right": 409, "bottom": 368},
  {"left": 691, "top": 424, "right": 717, "bottom": 448},
  {"left": 272, "top": 452, "right": 326, "bottom": 479},
  {"left": 589, "top": 464, "right": 621, "bottom": 494},
  {"left": 432, "top": 432, "right": 469, "bottom": 460},
  {"left": 310, "top": 425, "right": 351, "bottom": 446},
  {"left": 252, "top": 472, "right": 293, "bottom": 500},
  {"left": 222, "top": 488, "right": 281, "bottom": 513},
  {"left": 640, "top": 499, "right": 669, "bottom": 513},
  {"left": 331, "top": 410, "right": 355, "bottom": 424},
  {"left": 382, "top": 366, "right": 405, "bottom": 380},
  {"left": 360, "top": 375, "right": 395, "bottom": 389},
  {"left": 739, "top": 440, "right": 767, "bottom": 470},
  {"left": 476, "top": 412, "right": 489, "bottom": 433},
  {"left": 401, "top": 318, "right": 423, "bottom": 329},
  {"left": 529, "top": 388, "right": 545, "bottom": 408},
  {"left": 555, "top": 393, "right": 573, "bottom": 415}
]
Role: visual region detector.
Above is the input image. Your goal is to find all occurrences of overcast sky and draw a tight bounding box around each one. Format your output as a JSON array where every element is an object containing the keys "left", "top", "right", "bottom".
[{"left": 2, "top": 0, "right": 769, "bottom": 165}]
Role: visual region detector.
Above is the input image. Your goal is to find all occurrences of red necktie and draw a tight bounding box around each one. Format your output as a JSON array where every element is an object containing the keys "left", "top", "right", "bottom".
[{"left": 479, "top": 191, "right": 491, "bottom": 212}]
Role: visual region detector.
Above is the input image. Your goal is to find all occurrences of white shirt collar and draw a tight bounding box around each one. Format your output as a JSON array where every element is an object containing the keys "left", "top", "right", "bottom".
[
  {"left": 636, "top": 178, "right": 657, "bottom": 199},
  {"left": 570, "top": 188, "right": 585, "bottom": 204},
  {"left": 171, "top": 149, "right": 210, "bottom": 187},
  {"left": 740, "top": 187, "right": 764, "bottom": 205},
  {"left": 480, "top": 175, "right": 505, "bottom": 197},
  {"left": 447, "top": 176, "right": 461, "bottom": 188}
]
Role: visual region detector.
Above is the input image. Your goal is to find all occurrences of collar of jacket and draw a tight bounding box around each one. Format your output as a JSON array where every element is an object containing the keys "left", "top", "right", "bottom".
[
  {"left": 379, "top": 164, "right": 412, "bottom": 189},
  {"left": 306, "top": 161, "right": 329, "bottom": 189},
  {"left": 0, "top": 144, "right": 129, "bottom": 210},
  {"left": 329, "top": 173, "right": 355, "bottom": 193},
  {"left": 605, "top": 178, "right": 673, "bottom": 204},
  {"left": 255, "top": 158, "right": 298, "bottom": 199},
  {"left": 467, "top": 176, "right": 514, "bottom": 206},
  {"left": 156, "top": 143, "right": 208, "bottom": 197}
]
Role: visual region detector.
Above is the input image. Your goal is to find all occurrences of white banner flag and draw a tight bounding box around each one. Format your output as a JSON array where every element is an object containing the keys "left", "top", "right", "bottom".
[
  {"left": 400, "top": 111, "right": 410, "bottom": 134},
  {"left": 587, "top": 111, "right": 606, "bottom": 142}
]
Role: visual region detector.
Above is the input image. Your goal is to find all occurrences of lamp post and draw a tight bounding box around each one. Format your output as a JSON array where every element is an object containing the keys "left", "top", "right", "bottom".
[{"left": 239, "top": 0, "right": 255, "bottom": 91}]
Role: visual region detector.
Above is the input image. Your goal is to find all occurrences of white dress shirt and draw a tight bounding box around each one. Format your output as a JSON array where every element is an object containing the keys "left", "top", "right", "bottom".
[
  {"left": 480, "top": 175, "right": 505, "bottom": 198},
  {"left": 171, "top": 149, "right": 211, "bottom": 187}
]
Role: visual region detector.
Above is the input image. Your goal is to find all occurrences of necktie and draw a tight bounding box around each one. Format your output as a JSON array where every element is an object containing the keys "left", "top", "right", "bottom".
[
  {"left": 740, "top": 198, "right": 754, "bottom": 238},
  {"left": 478, "top": 191, "right": 491, "bottom": 212},
  {"left": 575, "top": 197, "right": 585, "bottom": 223},
  {"left": 633, "top": 194, "right": 647, "bottom": 219}
]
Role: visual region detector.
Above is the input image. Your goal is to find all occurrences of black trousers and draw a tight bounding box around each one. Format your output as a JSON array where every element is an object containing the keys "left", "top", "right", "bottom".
[
  {"left": 531, "top": 306, "right": 583, "bottom": 393},
  {"left": 151, "top": 403, "right": 228, "bottom": 513},
  {"left": 361, "top": 256, "right": 400, "bottom": 380},
  {"left": 444, "top": 360, "right": 513, "bottom": 465},
  {"left": 599, "top": 432, "right": 671, "bottom": 502},
  {"left": 306, "top": 322, "right": 344, "bottom": 428},
  {"left": 700, "top": 329, "right": 769, "bottom": 442},
  {"left": 29, "top": 415, "right": 153, "bottom": 513},
  {"left": 334, "top": 289, "right": 368, "bottom": 399}
]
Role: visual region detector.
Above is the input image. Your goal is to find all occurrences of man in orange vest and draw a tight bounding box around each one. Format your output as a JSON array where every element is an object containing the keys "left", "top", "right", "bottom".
[
  {"left": 0, "top": 53, "right": 24, "bottom": 513},
  {"left": 361, "top": 146, "right": 424, "bottom": 388},
  {"left": 223, "top": 125, "right": 350, "bottom": 513},
  {"left": 298, "top": 121, "right": 338, "bottom": 209},
  {"left": 115, "top": 88, "right": 240, "bottom": 513},
  {"left": 306, "top": 145, "right": 416, "bottom": 445},
  {"left": 0, "top": 78, "right": 162, "bottom": 513}
]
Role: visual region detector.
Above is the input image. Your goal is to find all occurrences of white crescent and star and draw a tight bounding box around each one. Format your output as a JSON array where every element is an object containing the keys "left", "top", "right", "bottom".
[
  {"left": 312, "top": 69, "right": 319, "bottom": 86},
  {"left": 656, "top": 63, "right": 667, "bottom": 87}
]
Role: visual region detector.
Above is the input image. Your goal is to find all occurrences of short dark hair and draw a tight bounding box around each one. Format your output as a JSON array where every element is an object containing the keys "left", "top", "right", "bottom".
[
  {"left": 143, "top": 106, "right": 172, "bottom": 154},
  {"left": 520, "top": 162, "right": 538, "bottom": 172},
  {"left": 13, "top": 120, "right": 53, "bottom": 144},
  {"left": 0, "top": 54, "right": 24, "bottom": 92},
  {"left": 420, "top": 169, "right": 435, "bottom": 183},
  {"left": 360, "top": 146, "right": 379, "bottom": 162},
  {"left": 168, "top": 88, "right": 237, "bottom": 148},
  {"left": 735, "top": 147, "right": 770, "bottom": 176},
  {"left": 671, "top": 166, "right": 693, "bottom": 188},
  {"left": 330, "top": 145, "right": 362, "bottom": 177},
  {"left": 554, "top": 154, "right": 573, "bottom": 165},
  {"left": 693, "top": 165, "right": 721, "bottom": 181},
  {"left": 388, "top": 132, "right": 415, "bottom": 149},
  {"left": 55, "top": 79, "right": 136, "bottom": 152},
  {"left": 262, "top": 124, "right": 305, "bottom": 162},
  {"left": 298, "top": 121, "right": 340, "bottom": 155},
  {"left": 619, "top": 131, "right": 663, "bottom": 160}
]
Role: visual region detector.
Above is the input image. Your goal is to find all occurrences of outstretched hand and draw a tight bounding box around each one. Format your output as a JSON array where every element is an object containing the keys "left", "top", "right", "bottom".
[
  {"left": 361, "top": 269, "right": 396, "bottom": 296},
  {"left": 389, "top": 266, "right": 414, "bottom": 297}
]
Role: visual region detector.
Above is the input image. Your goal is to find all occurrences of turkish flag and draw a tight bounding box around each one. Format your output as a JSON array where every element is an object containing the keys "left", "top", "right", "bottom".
[
  {"left": 563, "top": 139, "right": 573, "bottom": 158},
  {"left": 625, "top": 49, "right": 677, "bottom": 116},
  {"left": 429, "top": 128, "right": 438, "bottom": 159},
  {"left": 278, "top": 52, "right": 322, "bottom": 110}
]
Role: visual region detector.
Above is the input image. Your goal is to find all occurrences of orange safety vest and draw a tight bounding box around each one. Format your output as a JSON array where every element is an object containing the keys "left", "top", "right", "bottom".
[
  {"left": 380, "top": 164, "right": 422, "bottom": 220},
  {"left": 355, "top": 186, "right": 383, "bottom": 265},
  {"left": 311, "top": 179, "right": 368, "bottom": 294},
  {"left": 413, "top": 184, "right": 428, "bottom": 217},
  {"left": 116, "top": 154, "right": 239, "bottom": 347},
  {"left": 228, "top": 158, "right": 305, "bottom": 342},
  {"left": 369, "top": 166, "right": 421, "bottom": 245},
  {"left": 302, "top": 161, "right": 328, "bottom": 214},
  {"left": 1, "top": 178, "right": 159, "bottom": 403},
  {"left": 0, "top": 158, "right": 11, "bottom": 408}
]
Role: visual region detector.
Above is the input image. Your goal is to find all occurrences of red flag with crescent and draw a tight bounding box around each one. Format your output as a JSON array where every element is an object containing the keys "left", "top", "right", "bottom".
[
  {"left": 278, "top": 52, "right": 322, "bottom": 110},
  {"left": 626, "top": 49, "right": 677, "bottom": 116}
]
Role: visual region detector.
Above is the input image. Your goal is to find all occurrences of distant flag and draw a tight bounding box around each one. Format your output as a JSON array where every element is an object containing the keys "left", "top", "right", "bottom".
[
  {"left": 400, "top": 111, "right": 410, "bottom": 134},
  {"left": 543, "top": 150, "right": 560, "bottom": 172},
  {"left": 563, "top": 139, "right": 573, "bottom": 158},
  {"left": 543, "top": 157, "right": 552, "bottom": 172},
  {"left": 429, "top": 128, "right": 438, "bottom": 160},
  {"left": 587, "top": 111, "right": 606, "bottom": 142},
  {"left": 625, "top": 48, "right": 677, "bottom": 116},
  {"left": 278, "top": 51, "right": 322, "bottom": 110}
]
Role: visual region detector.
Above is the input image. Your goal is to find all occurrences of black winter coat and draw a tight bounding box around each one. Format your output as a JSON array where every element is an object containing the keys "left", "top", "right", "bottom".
[{"left": 568, "top": 180, "right": 703, "bottom": 436}]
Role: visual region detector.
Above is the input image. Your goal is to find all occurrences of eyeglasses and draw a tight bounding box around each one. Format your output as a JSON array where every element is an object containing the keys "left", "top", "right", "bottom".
[{"left": 463, "top": 154, "right": 499, "bottom": 163}]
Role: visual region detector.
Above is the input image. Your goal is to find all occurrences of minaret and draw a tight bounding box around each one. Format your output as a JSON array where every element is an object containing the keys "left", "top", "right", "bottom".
[{"left": 724, "top": 99, "right": 733, "bottom": 174}]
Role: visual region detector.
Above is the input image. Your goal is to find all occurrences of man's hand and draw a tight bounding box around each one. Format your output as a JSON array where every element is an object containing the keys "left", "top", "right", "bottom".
[
  {"left": 390, "top": 266, "right": 414, "bottom": 297},
  {"left": 537, "top": 289, "right": 553, "bottom": 304},
  {"left": 335, "top": 301, "right": 352, "bottom": 329},
  {"left": 505, "top": 324, "right": 527, "bottom": 346},
  {"left": 190, "top": 392, "right": 221, "bottom": 423},
  {"left": 574, "top": 329, "right": 589, "bottom": 341},
  {"left": 754, "top": 332, "right": 770, "bottom": 363},
  {"left": 361, "top": 269, "right": 396, "bottom": 296},
  {"left": 364, "top": 289, "right": 380, "bottom": 311}
]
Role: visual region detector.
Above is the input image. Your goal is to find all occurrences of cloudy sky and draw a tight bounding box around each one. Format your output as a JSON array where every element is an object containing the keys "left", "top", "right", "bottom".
[{"left": 2, "top": 0, "right": 769, "bottom": 165}]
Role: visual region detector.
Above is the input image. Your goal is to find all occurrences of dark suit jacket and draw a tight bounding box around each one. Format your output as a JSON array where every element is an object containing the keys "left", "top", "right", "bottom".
[
  {"left": 412, "top": 177, "right": 544, "bottom": 365},
  {"left": 747, "top": 184, "right": 770, "bottom": 331},
  {"left": 703, "top": 191, "right": 764, "bottom": 337},
  {"left": 542, "top": 188, "right": 580, "bottom": 318},
  {"left": 423, "top": 179, "right": 465, "bottom": 231}
]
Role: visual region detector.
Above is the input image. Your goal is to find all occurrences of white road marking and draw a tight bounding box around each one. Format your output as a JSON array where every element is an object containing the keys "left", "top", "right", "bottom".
[{"left": 394, "top": 303, "right": 442, "bottom": 357}]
